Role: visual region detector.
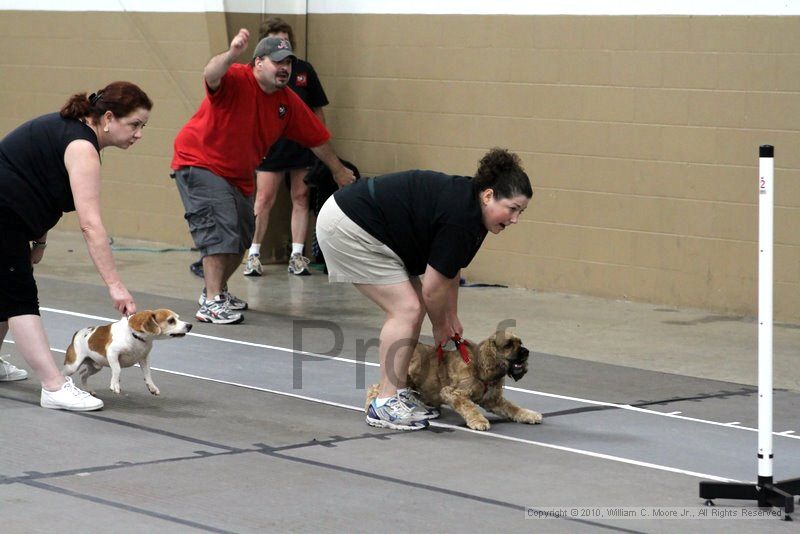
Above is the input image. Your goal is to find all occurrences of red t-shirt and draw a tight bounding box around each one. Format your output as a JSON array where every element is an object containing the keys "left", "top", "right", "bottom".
[{"left": 171, "top": 63, "right": 331, "bottom": 196}]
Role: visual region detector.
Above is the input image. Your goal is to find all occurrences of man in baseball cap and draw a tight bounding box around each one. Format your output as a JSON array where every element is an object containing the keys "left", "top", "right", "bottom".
[
  {"left": 253, "top": 36, "right": 296, "bottom": 62},
  {"left": 171, "top": 28, "right": 355, "bottom": 325}
]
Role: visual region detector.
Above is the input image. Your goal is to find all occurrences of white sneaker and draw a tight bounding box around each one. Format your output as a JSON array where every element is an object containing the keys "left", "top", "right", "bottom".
[
  {"left": 0, "top": 356, "right": 28, "bottom": 381},
  {"left": 40, "top": 377, "right": 104, "bottom": 411}
]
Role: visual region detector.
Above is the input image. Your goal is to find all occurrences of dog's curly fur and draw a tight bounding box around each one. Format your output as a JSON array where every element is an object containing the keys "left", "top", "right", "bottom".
[{"left": 366, "top": 330, "right": 542, "bottom": 431}]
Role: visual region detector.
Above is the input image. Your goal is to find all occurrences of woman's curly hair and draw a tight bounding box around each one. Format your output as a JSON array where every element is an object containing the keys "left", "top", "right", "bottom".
[
  {"left": 473, "top": 148, "right": 532, "bottom": 200},
  {"left": 60, "top": 81, "right": 152, "bottom": 122}
]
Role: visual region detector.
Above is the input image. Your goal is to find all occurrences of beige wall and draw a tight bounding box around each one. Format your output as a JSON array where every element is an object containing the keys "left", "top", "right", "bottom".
[
  {"left": 308, "top": 14, "right": 800, "bottom": 321},
  {"left": 1, "top": 11, "right": 798, "bottom": 320},
  {"left": 0, "top": 11, "right": 224, "bottom": 249}
]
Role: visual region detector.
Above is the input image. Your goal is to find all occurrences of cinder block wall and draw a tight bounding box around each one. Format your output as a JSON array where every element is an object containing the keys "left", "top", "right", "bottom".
[
  {"left": 0, "top": 10, "right": 305, "bottom": 263},
  {"left": 309, "top": 14, "right": 800, "bottom": 321},
  {"left": 0, "top": 11, "right": 223, "bottom": 243},
  {"left": 1, "top": 10, "right": 798, "bottom": 320}
]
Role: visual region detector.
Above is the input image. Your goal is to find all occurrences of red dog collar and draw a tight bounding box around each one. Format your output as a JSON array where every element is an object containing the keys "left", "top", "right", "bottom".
[{"left": 436, "top": 334, "right": 471, "bottom": 364}]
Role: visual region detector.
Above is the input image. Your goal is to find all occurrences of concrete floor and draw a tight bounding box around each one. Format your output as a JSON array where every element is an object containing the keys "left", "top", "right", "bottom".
[{"left": 1, "top": 230, "right": 799, "bottom": 533}]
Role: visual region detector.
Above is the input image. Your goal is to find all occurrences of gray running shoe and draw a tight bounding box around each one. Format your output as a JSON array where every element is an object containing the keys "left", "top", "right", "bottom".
[
  {"left": 243, "top": 253, "right": 262, "bottom": 277},
  {"left": 223, "top": 290, "right": 248, "bottom": 310},
  {"left": 196, "top": 297, "right": 243, "bottom": 325},
  {"left": 287, "top": 253, "right": 311, "bottom": 276},
  {"left": 398, "top": 389, "right": 440, "bottom": 419},
  {"left": 199, "top": 287, "right": 248, "bottom": 310},
  {"left": 366, "top": 396, "right": 429, "bottom": 431}
]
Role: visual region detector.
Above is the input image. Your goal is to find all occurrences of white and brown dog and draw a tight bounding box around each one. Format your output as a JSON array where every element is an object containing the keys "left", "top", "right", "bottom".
[{"left": 63, "top": 309, "right": 192, "bottom": 396}]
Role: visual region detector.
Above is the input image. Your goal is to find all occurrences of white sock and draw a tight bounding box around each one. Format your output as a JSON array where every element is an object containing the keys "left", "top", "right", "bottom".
[
  {"left": 375, "top": 396, "right": 392, "bottom": 407},
  {"left": 291, "top": 243, "right": 304, "bottom": 256},
  {"left": 396, "top": 388, "right": 408, "bottom": 395},
  {"left": 249, "top": 244, "right": 261, "bottom": 256}
]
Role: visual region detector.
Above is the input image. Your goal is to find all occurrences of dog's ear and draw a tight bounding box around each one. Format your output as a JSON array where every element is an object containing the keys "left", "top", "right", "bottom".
[
  {"left": 145, "top": 313, "right": 162, "bottom": 335},
  {"left": 128, "top": 311, "right": 161, "bottom": 335},
  {"left": 476, "top": 336, "right": 498, "bottom": 378},
  {"left": 494, "top": 329, "right": 511, "bottom": 348}
]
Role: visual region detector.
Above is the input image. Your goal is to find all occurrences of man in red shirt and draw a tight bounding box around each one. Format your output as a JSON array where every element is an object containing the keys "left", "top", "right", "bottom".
[{"left": 172, "top": 28, "right": 354, "bottom": 324}]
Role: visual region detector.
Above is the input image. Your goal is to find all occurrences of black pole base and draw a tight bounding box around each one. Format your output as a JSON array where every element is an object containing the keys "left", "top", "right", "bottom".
[{"left": 699, "top": 476, "right": 800, "bottom": 520}]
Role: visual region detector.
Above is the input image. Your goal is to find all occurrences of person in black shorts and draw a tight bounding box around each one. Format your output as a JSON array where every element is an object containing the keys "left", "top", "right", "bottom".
[
  {"left": 0, "top": 82, "right": 152, "bottom": 411},
  {"left": 243, "top": 17, "right": 336, "bottom": 277},
  {"left": 316, "top": 148, "right": 533, "bottom": 430}
]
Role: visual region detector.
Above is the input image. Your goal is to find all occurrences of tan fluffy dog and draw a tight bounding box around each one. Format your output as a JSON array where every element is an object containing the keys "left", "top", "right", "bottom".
[{"left": 366, "top": 330, "right": 542, "bottom": 431}]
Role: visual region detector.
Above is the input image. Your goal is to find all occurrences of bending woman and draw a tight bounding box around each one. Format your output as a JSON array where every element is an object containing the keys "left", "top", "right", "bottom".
[
  {"left": 316, "top": 148, "right": 532, "bottom": 430},
  {"left": 0, "top": 82, "right": 152, "bottom": 411}
]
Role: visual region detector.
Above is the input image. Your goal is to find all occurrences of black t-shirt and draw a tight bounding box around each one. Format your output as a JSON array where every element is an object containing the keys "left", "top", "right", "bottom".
[
  {"left": 0, "top": 112, "right": 99, "bottom": 239},
  {"left": 287, "top": 58, "right": 328, "bottom": 109},
  {"left": 259, "top": 58, "right": 329, "bottom": 170},
  {"left": 334, "top": 170, "right": 487, "bottom": 278}
]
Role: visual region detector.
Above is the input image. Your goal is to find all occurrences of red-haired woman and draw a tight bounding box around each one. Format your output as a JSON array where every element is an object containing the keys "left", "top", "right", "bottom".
[{"left": 0, "top": 81, "right": 152, "bottom": 411}]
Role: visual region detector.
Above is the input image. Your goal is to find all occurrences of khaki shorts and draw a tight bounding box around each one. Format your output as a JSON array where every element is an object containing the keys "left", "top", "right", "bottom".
[{"left": 316, "top": 197, "right": 410, "bottom": 285}]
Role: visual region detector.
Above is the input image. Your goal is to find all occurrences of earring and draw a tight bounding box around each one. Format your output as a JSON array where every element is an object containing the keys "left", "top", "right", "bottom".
[{"left": 103, "top": 126, "right": 109, "bottom": 132}]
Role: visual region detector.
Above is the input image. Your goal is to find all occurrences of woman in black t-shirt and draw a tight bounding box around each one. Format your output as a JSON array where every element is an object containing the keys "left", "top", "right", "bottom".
[
  {"left": 316, "top": 148, "right": 532, "bottom": 430},
  {"left": 0, "top": 81, "right": 152, "bottom": 411}
]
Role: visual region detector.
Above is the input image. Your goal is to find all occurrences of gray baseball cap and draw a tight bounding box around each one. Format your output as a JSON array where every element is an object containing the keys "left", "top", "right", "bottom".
[{"left": 253, "top": 37, "right": 296, "bottom": 61}]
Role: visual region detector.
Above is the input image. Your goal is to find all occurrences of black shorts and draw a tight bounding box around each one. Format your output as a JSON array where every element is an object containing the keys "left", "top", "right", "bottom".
[
  {"left": 0, "top": 214, "right": 39, "bottom": 321},
  {"left": 256, "top": 138, "right": 317, "bottom": 172}
]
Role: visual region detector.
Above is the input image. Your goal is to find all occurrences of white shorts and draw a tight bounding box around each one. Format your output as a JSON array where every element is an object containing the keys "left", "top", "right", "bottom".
[{"left": 316, "top": 197, "right": 410, "bottom": 285}]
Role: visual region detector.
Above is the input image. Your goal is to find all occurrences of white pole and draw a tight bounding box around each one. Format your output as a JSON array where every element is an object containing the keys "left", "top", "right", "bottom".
[{"left": 758, "top": 145, "right": 774, "bottom": 479}]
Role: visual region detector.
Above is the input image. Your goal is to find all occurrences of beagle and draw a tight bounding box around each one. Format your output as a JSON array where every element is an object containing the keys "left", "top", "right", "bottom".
[{"left": 63, "top": 309, "right": 192, "bottom": 396}]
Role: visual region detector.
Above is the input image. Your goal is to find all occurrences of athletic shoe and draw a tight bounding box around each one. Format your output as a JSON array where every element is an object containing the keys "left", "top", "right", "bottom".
[
  {"left": 243, "top": 253, "right": 263, "bottom": 277},
  {"left": 366, "top": 397, "right": 429, "bottom": 431},
  {"left": 198, "top": 287, "right": 248, "bottom": 310},
  {"left": 40, "top": 377, "right": 104, "bottom": 411},
  {"left": 224, "top": 291, "right": 248, "bottom": 311},
  {"left": 398, "top": 389, "right": 440, "bottom": 419},
  {"left": 189, "top": 260, "right": 204, "bottom": 278},
  {"left": 195, "top": 297, "right": 243, "bottom": 325},
  {"left": 288, "top": 253, "right": 311, "bottom": 276},
  {"left": 0, "top": 356, "right": 28, "bottom": 381}
]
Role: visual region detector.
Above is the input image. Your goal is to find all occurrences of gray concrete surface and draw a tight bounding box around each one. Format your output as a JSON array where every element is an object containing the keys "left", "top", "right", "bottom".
[{"left": 1, "top": 230, "right": 799, "bottom": 533}]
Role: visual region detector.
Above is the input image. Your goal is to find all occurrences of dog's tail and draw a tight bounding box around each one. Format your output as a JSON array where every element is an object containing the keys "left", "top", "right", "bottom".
[
  {"left": 364, "top": 384, "right": 380, "bottom": 413},
  {"left": 64, "top": 331, "right": 80, "bottom": 365}
]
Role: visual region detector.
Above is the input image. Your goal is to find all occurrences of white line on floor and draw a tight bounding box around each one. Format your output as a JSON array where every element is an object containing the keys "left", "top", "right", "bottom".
[
  {"left": 148, "top": 367, "right": 744, "bottom": 485},
  {"left": 32, "top": 306, "right": 800, "bottom": 442},
  {"left": 505, "top": 389, "right": 800, "bottom": 440},
  {"left": 1, "top": 311, "right": 769, "bottom": 484}
]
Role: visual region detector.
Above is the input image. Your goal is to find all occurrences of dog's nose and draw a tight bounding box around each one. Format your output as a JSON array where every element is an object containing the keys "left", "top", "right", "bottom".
[
  {"left": 186, "top": 324, "right": 193, "bottom": 332},
  {"left": 519, "top": 346, "right": 529, "bottom": 359}
]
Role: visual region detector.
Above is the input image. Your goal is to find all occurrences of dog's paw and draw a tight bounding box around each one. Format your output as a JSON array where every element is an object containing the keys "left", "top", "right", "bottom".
[
  {"left": 109, "top": 382, "right": 121, "bottom": 394},
  {"left": 466, "top": 416, "right": 491, "bottom": 431},
  {"left": 516, "top": 409, "right": 543, "bottom": 425},
  {"left": 147, "top": 384, "right": 160, "bottom": 396}
]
